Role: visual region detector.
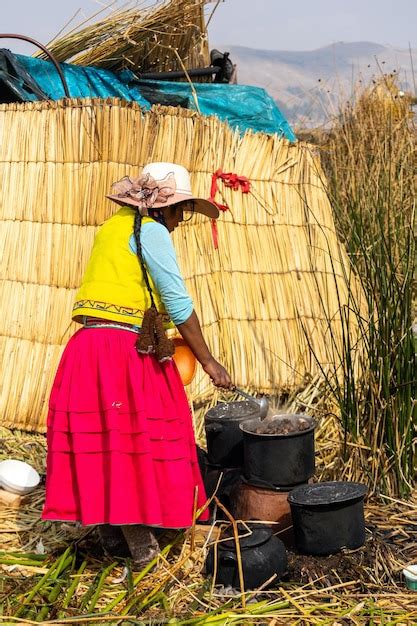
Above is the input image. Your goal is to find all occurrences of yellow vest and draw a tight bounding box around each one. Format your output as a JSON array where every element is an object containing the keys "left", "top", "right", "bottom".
[{"left": 72, "top": 208, "right": 173, "bottom": 329}]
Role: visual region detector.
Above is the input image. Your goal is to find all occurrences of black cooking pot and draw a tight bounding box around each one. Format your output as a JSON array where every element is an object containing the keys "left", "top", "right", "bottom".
[
  {"left": 204, "top": 465, "right": 242, "bottom": 517},
  {"left": 196, "top": 445, "right": 209, "bottom": 480},
  {"left": 288, "top": 481, "right": 368, "bottom": 555},
  {"left": 205, "top": 401, "right": 260, "bottom": 468},
  {"left": 206, "top": 522, "right": 287, "bottom": 589},
  {"left": 240, "top": 414, "right": 316, "bottom": 487}
]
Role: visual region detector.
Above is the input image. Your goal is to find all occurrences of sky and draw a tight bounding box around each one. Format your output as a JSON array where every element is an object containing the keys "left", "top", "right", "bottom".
[{"left": 1, "top": 0, "right": 416, "bottom": 56}]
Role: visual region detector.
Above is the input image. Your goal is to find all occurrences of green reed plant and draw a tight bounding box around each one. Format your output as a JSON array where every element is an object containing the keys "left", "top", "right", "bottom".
[{"left": 317, "top": 78, "right": 416, "bottom": 496}]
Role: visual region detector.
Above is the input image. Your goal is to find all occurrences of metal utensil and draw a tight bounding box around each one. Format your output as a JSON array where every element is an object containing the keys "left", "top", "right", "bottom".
[{"left": 232, "top": 387, "right": 269, "bottom": 419}]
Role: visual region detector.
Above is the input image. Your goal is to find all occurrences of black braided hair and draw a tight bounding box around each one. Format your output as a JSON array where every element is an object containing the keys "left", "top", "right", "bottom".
[{"left": 133, "top": 210, "right": 156, "bottom": 309}]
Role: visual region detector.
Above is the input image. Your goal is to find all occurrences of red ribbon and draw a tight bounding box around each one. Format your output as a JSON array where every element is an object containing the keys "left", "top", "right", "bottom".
[{"left": 209, "top": 169, "right": 251, "bottom": 248}]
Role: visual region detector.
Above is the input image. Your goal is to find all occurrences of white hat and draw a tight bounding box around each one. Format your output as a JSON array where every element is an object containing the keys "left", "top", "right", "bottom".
[{"left": 107, "top": 162, "right": 219, "bottom": 219}]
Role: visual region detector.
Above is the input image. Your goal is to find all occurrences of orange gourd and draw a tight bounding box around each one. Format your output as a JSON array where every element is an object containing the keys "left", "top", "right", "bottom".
[{"left": 172, "top": 337, "right": 197, "bottom": 386}]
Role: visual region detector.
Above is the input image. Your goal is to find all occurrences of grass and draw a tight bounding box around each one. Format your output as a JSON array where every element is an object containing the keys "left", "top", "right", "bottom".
[
  {"left": 1, "top": 426, "right": 417, "bottom": 624},
  {"left": 1, "top": 494, "right": 417, "bottom": 624},
  {"left": 305, "top": 76, "right": 416, "bottom": 497}
]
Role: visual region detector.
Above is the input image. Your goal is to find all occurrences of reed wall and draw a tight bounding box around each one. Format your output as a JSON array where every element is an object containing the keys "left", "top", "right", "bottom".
[{"left": 0, "top": 98, "right": 364, "bottom": 431}]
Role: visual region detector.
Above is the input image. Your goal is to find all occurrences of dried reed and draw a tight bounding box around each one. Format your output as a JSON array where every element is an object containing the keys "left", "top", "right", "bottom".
[
  {"left": 35, "top": 0, "right": 210, "bottom": 74},
  {"left": 312, "top": 77, "right": 417, "bottom": 496},
  {"left": 1, "top": 425, "right": 416, "bottom": 623}
]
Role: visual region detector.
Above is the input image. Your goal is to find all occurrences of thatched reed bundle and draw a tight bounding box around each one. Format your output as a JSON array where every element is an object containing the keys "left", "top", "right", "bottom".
[
  {"left": 0, "top": 98, "right": 365, "bottom": 432},
  {"left": 36, "top": 0, "right": 210, "bottom": 74}
]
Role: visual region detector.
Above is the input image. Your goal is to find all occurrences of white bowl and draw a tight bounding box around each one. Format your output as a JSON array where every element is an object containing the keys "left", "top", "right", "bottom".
[
  {"left": 0, "top": 459, "right": 40, "bottom": 495},
  {"left": 403, "top": 564, "right": 417, "bottom": 581}
]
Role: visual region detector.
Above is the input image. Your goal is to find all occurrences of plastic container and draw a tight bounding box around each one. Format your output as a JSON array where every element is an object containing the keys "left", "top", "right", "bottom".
[
  {"left": 0, "top": 459, "right": 40, "bottom": 495},
  {"left": 403, "top": 565, "right": 417, "bottom": 591},
  {"left": 172, "top": 337, "right": 196, "bottom": 386},
  {"left": 288, "top": 481, "right": 367, "bottom": 555}
]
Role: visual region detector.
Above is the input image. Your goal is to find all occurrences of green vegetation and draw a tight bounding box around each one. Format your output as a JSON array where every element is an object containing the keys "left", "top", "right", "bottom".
[{"left": 318, "top": 79, "right": 416, "bottom": 496}]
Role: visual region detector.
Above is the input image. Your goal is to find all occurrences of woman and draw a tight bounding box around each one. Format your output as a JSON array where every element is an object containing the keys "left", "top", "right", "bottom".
[{"left": 42, "top": 162, "right": 232, "bottom": 565}]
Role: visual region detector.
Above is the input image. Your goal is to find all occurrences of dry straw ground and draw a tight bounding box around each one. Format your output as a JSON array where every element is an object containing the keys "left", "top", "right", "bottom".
[
  {"left": 36, "top": 0, "right": 210, "bottom": 74},
  {"left": 1, "top": 426, "right": 416, "bottom": 624}
]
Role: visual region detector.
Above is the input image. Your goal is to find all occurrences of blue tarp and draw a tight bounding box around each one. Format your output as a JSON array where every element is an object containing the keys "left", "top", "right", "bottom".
[{"left": 12, "top": 54, "right": 295, "bottom": 141}]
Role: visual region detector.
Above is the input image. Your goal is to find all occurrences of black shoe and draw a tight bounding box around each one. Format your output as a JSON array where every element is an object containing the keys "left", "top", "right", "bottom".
[{"left": 97, "top": 524, "right": 131, "bottom": 558}]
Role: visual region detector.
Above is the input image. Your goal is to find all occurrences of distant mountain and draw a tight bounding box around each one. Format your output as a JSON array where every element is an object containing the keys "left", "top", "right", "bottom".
[{"left": 219, "top": 42, "right": 417, "bottom": 127}]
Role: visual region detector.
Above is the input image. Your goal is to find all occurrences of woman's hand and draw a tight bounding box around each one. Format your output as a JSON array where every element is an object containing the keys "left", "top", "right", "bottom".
[{"left": 203, "top": 357, "right": 232, "bottom": 389}]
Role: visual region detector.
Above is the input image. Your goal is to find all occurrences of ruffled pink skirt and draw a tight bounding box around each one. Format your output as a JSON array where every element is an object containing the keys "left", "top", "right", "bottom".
[{"left": 42, "top": 327, "right": 208, "bottom": 527}]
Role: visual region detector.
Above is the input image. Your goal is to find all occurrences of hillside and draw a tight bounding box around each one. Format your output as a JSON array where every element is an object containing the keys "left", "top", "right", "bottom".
[{"left": 219, "top": 42, "right": 416, "bottom": 127}]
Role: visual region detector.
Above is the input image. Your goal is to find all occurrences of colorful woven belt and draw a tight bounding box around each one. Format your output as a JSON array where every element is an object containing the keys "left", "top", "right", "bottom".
[{"left": 82, "top": 316, "right": 141, "bottom": 334}]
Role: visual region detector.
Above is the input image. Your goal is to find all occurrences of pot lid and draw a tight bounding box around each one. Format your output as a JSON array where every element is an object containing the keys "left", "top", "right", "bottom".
[
  {"left": 205, "top": 401, "right": 260, "bottom": 421},
  {"left": 218, "top": 523, "right": 272, "bottom": 550},
  {"left": 288, "top": 481, "right": 368, "bottom": 506}
]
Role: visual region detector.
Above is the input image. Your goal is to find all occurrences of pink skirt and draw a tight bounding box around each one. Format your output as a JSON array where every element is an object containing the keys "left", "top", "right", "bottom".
[{"left": 42, "top": 327, "right": 209, "bottom": 527}]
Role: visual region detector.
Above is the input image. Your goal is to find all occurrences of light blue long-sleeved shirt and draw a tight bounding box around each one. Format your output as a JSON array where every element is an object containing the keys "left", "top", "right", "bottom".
[{"left": 128, "top": 220, "right": 194, "bottom": 325}]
